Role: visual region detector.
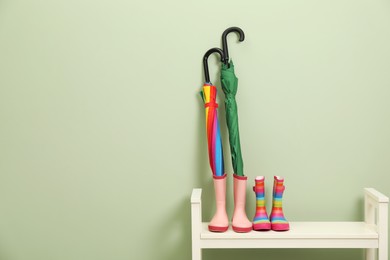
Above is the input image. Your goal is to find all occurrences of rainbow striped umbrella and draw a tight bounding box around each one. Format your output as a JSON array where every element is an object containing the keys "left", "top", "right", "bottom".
[
  {"left": 200, "top": 48, "right": 225, "bottom": 177},
  {"left": 200, "top": 84, "right": 224, "bottom": 176}
]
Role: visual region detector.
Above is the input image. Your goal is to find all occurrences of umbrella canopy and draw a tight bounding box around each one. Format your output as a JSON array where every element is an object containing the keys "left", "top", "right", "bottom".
[
  {"left": 220, "top": 27, "right": 245, "bottom": 177},
  {"left": 221, "top": 61, "right": 243, "bottom": 176},
  {"left": 200, "top": 84, "right": 224, "bottom": 176},
  {"left": 200, "top": 48, "right": 225, "bottom": 177}
]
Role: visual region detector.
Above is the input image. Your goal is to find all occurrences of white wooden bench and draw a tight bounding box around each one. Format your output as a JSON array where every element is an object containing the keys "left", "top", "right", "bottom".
[{"left": 191, "top": 188, "right": 388, "bottom": 260}]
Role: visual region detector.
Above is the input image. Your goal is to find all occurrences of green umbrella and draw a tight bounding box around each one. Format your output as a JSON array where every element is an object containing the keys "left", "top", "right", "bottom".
[{"left": 220, "top": 27, "right": 245, "bottom": 177}]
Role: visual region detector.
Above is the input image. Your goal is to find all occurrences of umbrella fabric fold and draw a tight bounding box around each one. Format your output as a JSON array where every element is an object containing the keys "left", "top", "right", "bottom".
[
  {"left": 200, "top": 83, "right": 224, "bottom": 177},
  {"left": 221, "top": 61, "right": 244, "bottom": 177}
]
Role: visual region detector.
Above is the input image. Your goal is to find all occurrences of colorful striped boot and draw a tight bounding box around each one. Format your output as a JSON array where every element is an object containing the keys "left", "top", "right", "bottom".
[
  {"left": 252, "top": 176, "right": 271, "bottom": 231},
  {"left": 270, "top": 176, "right": 290, "bottom": 231}
]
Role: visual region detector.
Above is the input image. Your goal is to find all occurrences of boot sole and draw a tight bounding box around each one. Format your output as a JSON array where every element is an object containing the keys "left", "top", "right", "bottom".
[
  {"left": 232, "top": 225, "right": 252, "bottom": 233},
  {"left": 271, "top": 223, "right": 290, "bottom": 231},
  {"left": 208, "top": 225, "right": 229, "bottom": 232},
  {"left": 253, "top": 223, "right": 271, "bottom": 231}
]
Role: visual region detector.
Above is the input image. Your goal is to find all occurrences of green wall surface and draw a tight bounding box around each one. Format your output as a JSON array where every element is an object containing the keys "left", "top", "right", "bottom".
[{"left": 1, "top": 0, "right": 390, "bottom": 259}]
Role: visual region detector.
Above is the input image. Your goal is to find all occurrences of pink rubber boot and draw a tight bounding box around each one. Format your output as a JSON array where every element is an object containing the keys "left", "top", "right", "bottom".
[
  {"left": 232, "top": 174, "right": 252, "bottom": 233},
  {"left": 208, "top": 174, "right": 229, "bottom": 232},
  {"left": 270, "top": 176, "right": 290, "bottom": 231}
]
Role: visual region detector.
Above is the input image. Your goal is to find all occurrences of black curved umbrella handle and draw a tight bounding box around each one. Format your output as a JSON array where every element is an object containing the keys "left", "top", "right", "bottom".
[
  {"left": 222, "top": 27, "right": 245, "bottom": 66},
  {"left": 203, "top": 47, "right": 225, "bottom": 84}
]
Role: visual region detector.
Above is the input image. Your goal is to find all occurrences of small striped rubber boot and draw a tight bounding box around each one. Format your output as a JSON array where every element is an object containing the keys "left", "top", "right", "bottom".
[
  {"left": 252, "top": 176, "right": 271, "bottom": 231},
  {"left": 270, "top": 176, "right": 290, "bottom": 231}
]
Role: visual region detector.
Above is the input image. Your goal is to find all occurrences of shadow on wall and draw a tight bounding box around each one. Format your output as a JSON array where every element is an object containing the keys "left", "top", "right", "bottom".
[
  {"left": 204, "top": 248, "right": 364, "bottom": 260},
  {"left": 150, "top": 198, "right": 192, "bottom": 260},
  {"left": 189, "top": 88, "right": 370, "bottom": 260},
  {"left": 0, "top": 245, "right": 11, "bottom": 260}
]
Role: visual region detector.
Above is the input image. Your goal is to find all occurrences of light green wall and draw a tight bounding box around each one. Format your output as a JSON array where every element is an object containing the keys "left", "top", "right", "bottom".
[{"left": 0, "top": 0, "right": 389, "bottom": 259}]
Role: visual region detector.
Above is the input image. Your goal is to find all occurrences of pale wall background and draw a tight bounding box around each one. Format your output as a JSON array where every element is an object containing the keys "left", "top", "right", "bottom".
[{"left": 1, "top": 0, "right": 390, "bottom": 260}]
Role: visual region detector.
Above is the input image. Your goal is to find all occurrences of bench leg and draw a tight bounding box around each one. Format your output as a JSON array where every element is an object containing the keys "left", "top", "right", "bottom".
[
  {"left": 365, "top": 189, "right": 389, "bottom": 260},
  {"left": 378, "top": 202, "right": 388, "bottom": 260},
  {"left": 192, "top": 248, "right": 202, "bottom": 260},
  {"left": 378, "top": 244, "right": 387, "bottom": 260},
  {"left": 191, "top": 189, "right": 203, "bottom": 260},
  {"left": 365, "top": 248, "right": 375, "bottom": 260}
]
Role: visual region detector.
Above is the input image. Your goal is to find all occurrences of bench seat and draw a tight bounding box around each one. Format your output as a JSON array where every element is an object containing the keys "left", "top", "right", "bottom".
[{"left": 191, "top": 188, "right": 388, "bottom": 260}]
